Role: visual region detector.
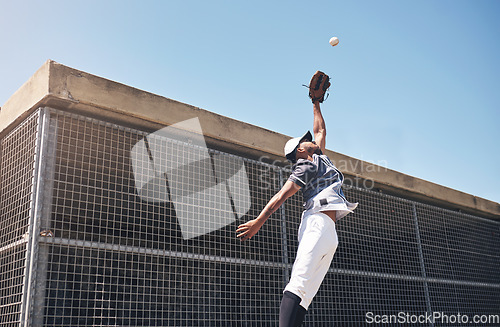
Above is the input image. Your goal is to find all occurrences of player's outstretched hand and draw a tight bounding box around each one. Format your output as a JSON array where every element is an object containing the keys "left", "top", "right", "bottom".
[{"left": 236, "top": 219, "right": 264, "bottom": 242}]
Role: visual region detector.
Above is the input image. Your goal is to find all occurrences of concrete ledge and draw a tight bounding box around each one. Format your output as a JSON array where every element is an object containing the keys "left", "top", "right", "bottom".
[
  {"left": 0, "top": 61, "right": 50, "bottom": 135},
  {"left": 1, "top": 60, "right": 499, "bottom": 220}
]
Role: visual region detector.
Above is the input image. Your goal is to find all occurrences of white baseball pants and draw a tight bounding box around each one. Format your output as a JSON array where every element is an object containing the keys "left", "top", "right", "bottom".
[{"left": 284, "top": 211, "right": 339, "bottom": 310}]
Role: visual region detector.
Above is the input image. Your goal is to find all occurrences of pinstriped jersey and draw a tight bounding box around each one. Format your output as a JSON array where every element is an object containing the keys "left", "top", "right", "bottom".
[{"left": 288, "top": 153, "right": 357, "bottom": 220}]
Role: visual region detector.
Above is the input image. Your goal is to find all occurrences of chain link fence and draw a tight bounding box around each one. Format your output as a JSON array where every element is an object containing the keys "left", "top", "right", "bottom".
[{"left": 1, "top": 107, "right": 499, "bottom": 326}]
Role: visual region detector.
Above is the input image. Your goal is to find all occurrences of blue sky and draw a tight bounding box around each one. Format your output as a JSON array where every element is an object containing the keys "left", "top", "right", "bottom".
[{"left": 1, "top": 0, "right": 499, "bottom": 203}]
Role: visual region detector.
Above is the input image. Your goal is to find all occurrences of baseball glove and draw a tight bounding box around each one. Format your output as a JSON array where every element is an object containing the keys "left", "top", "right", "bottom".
[{"left": 308, "top": 71, "right": 331, "bottom": 103}]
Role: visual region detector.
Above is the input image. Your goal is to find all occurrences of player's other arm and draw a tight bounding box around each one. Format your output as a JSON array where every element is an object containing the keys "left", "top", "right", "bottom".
[
  {"left": 236, "top": 180, "right": 300, "bottom": 241},
  {"left": 313, "top": 101, "right": 326, "bottom": 153}
]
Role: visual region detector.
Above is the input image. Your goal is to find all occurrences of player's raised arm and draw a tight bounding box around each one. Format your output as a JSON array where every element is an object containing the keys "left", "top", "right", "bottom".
[
  {"left": 313, "top": 101, "right": 326, "bottom": 153},
  {"left": 307, "top": 71, "right": 330, "bottom": 153},
  {"left": 236, "top": 180, "right": 300, "bottom": 241}
]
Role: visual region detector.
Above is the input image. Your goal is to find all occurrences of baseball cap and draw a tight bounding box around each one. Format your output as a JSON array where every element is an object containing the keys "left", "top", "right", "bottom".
[{"left": 284, "top": 131, "right": 313, "bottom": 163}]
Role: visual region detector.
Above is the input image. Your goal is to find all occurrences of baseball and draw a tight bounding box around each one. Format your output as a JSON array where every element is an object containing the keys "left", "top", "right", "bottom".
[{"left": 329, "top": 37, "right": 339, "bottom": 47}]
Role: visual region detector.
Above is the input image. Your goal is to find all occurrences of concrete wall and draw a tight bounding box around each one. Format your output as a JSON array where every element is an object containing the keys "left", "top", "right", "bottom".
[{"left": 1, "top": 60, "right": 498, "bottom": 220}]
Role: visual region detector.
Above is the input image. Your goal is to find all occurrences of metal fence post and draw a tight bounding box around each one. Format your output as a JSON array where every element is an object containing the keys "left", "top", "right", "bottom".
[
  {"left": 20, "top": 108, "right": 54, "bottom": 326},
  {"left": 412, "top": 203, "right": 433, "bottom": 327}
]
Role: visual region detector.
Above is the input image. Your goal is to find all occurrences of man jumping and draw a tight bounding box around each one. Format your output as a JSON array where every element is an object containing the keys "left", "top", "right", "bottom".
[{"left": 236, "top": 71, "right": 358, "bottom": 327}]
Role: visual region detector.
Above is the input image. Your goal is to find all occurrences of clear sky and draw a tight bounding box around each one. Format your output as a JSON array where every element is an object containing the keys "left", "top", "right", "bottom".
[{"left": 1, "top": 0, "right": 499, "bottom": 203}]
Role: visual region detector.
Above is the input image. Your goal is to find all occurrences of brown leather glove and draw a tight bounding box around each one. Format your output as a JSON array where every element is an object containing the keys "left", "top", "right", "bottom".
[{"left": 308, "top": 71, "right": 331, "bottom": 103}]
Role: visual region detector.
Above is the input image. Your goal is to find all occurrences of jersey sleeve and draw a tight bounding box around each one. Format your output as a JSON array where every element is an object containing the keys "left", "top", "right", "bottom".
[{"left": 287, "top": 160, "right": 317, "bottom": 188}]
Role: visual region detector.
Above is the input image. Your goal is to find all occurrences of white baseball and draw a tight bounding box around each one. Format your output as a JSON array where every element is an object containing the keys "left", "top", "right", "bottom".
[{"left": 329, "top": 37, "right": 339, "bottom": 47}]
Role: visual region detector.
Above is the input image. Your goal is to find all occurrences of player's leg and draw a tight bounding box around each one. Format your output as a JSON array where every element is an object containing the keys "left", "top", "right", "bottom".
[
  {"left": 284, "top": 212, "right": 338, "bottom": 310},
  {"left": 293, "top": 304, "right": 307, "bottom": 327},
  {"left": 279, "top": 291, "right": 304, "bottom": 327}
]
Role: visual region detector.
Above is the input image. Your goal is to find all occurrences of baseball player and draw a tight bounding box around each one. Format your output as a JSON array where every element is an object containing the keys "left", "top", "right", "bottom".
[{"left": 236, "top": 71, "right": 358, "bottom": 326}]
